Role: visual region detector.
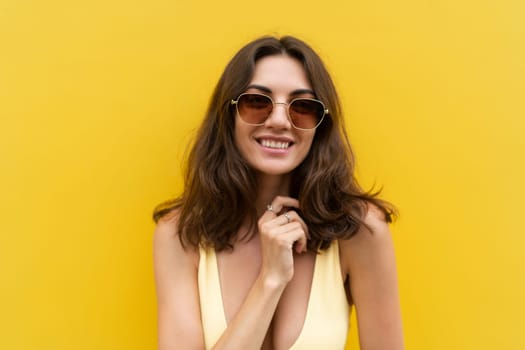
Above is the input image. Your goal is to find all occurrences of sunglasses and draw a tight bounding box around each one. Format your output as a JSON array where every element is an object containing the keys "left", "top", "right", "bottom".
[{"left": 231, "top": 93, "right": 329, "bottom": 130}]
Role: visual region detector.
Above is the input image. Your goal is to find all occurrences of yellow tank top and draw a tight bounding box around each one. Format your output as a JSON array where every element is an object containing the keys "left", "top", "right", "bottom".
[{"left": 198, "top": 241, "right": 350, "bottom": 349}]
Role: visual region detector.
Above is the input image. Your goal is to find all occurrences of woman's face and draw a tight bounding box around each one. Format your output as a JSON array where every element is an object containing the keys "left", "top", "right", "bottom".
[{"left": 234, "top": 55, "right": 316, "bottom": 176}]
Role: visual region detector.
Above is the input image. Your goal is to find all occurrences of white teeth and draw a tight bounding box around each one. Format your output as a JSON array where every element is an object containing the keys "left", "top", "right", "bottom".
[{"left": 260, "top": 139, "right": 290, "bottom": 149}]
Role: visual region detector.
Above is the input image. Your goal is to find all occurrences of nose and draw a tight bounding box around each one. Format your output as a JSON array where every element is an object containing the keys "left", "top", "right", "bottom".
[{"left": 264, "top": 102, "right": 291, "bottom": 129}]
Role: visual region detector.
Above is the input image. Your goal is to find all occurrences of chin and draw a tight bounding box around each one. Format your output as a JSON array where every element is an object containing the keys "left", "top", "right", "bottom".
[
  {"left": 250, "top": 162, "right": 298, "bottom": 176},
  {"left": 257, "top": 169, "right": 293, "bottom": 176}
]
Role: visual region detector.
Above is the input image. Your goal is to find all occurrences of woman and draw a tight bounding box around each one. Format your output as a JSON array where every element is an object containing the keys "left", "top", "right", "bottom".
[{"left": 153, "top": 36, "right": 403, "bottom": 350}]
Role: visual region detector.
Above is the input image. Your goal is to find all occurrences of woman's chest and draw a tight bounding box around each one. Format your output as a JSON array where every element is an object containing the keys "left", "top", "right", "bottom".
[{"left": 217, "top": 245, "right": 316, "bottom": 349}]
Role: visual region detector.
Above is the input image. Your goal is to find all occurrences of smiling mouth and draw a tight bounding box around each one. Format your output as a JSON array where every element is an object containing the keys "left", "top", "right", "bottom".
[{"left": 257, "top": 139, "right": 292, "bottom": 149}]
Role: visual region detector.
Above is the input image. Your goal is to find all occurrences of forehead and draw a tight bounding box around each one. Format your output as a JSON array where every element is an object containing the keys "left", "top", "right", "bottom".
[{"left": 249, "top": 55, "right": 312, "bottom": 94}]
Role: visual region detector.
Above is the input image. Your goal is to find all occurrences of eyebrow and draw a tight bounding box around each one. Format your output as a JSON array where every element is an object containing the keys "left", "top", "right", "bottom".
[{"left": 246, "top": 84, "right": 315, "bottom": 97}]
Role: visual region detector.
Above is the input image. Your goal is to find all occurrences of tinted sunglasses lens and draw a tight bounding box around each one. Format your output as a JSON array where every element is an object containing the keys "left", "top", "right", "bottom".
[
  {"left": 289, "top": 99, "right": 325, "bottom": 129},
  {"left": 237, "top": 94, "right": 273, "bottom": 124}
]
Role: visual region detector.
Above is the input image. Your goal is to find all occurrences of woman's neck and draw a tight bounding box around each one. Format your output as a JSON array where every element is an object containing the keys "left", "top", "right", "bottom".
[{"left": 255, "top": 173, "right": 291, "bottom": 216}]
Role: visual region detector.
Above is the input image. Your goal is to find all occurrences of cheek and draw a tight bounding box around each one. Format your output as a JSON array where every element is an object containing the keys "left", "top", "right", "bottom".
[
  {"left": 294, "top": 133, "right": 316, "bottom": 165},
  {"left": 302, "top": 133, "right": 316, "bottom": 153}
]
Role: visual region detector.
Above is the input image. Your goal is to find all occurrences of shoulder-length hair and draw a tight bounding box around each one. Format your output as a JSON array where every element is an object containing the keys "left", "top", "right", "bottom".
[{"left": 153, "top": 35, "right": 395, "bottom": 251}]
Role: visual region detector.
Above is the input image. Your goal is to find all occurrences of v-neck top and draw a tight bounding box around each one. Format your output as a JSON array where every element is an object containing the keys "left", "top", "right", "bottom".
[{"left": 198, "top": 241, "right": 349, "bottom": 349}]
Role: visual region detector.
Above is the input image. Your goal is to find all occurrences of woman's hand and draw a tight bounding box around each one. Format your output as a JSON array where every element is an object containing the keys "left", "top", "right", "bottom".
[{"left": 257, "top": 196, "right": 309, "bottom": 286}]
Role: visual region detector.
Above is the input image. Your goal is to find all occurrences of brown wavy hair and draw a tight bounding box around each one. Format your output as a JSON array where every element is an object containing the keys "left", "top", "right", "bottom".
[{"left": 153, "top": 35, "right": 396, "bottom": 251}]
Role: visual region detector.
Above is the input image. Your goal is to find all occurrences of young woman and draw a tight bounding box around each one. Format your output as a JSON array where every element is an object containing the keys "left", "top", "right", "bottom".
[{"left": 153, "top": 36, "right": 403, "bottom": 350}]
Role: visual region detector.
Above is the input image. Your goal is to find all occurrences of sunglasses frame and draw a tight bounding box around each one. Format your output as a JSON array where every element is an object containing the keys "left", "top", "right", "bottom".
[{"left": 231, "top": 92, "right": 329, "bottom": 130}]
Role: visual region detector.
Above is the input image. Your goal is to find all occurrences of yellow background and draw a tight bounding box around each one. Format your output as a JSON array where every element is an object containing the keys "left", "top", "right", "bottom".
[{"left": 1, "top": 0, "right": 524, "bottom": 349}]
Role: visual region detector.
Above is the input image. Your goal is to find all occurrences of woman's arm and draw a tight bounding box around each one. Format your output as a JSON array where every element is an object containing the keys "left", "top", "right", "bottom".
[
  {"left": 340, "top": 205, "right": 404, "bottom": 350},
  {"left": 154, "top": 213, "right": 204, "bottom": 350},
  {"left": 153, "top": 196, "right": 307, "bottom": 350}
]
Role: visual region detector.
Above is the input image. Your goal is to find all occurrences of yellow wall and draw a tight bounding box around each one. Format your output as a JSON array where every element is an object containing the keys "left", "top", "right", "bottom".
[{"left": 1, "top": 0, "right": 524, "bottom": 349}]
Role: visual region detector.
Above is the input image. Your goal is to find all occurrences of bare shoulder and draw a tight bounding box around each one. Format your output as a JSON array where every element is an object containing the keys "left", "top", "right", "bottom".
[
  {"left": 153, "top": 209, "right": 199, "bottom": 272},
  {"left": 339, "top": 203, "right": 395, "bottom": 275},
  {"left": 154, "top": 208, "right": 181, "bottom": 237}
]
